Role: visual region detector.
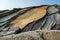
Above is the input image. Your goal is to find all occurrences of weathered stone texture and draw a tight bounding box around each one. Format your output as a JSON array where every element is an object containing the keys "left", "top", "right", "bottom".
[{"left": 0, "top": 30, "right": 60, "bottom": 40}]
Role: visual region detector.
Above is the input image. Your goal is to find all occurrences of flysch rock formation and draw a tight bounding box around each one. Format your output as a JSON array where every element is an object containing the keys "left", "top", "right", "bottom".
[
  {"left": 0, "top": 30, "right": 60, "bottom": 40},
  {"left": 0, "top": 4, "right": 60, "bottom": 40}
]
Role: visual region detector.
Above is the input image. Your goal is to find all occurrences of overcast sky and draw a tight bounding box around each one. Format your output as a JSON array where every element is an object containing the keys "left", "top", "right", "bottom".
[{"left": 0, "top": 0, "right": 60, "bottom": 10}]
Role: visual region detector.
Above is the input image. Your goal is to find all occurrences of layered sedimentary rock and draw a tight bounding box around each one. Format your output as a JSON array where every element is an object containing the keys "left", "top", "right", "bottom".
[
  {"left": 0, "top": 5, "right": 60, "bottom": 37},
  {"left": 0, "top": 30, "right": 60, "bottom": 40}
]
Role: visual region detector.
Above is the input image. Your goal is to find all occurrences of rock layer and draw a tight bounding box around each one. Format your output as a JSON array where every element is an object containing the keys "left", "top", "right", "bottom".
[
  {"left": 0, "top": 30, "right": 60, "bottom": 40},
  {"left": 0, "top": 5, "right": 60, "bottom": 38}
]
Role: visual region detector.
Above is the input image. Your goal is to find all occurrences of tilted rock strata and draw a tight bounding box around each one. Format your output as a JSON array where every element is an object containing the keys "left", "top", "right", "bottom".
[
  {"left": 0, "top": 30, "right": 60, "bottom": 40},
  {"left": 0, "top": 5, "right": 60, "bottom": 36}
]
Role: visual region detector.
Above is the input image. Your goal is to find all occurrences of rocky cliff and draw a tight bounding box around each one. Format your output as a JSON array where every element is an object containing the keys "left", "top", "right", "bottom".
[{"left": 0, "top": 5, "right": 60, "bottom": 40}]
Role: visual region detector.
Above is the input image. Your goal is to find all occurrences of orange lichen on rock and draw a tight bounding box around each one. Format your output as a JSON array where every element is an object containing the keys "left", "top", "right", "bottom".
[{"left": 11, "top": 6, "right": 48, "bottom": 29}]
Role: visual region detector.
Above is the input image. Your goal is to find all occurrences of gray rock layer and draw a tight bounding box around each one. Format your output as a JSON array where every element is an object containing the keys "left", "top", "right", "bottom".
[{"left": 0, "top": 30, "right": 60, "bottom": 40}]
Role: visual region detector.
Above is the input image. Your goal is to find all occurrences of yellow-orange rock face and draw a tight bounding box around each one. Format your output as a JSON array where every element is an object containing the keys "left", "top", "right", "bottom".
[{"left": 11, "top": 6, "right": 48, "bottom": 29}]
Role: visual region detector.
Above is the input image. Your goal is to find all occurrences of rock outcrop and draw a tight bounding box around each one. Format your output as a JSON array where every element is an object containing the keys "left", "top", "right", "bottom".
[
  {"left": 0, "top": 5, "right": 60, "bottom": 40},
  {"left": 0, "top": 30, "right": 60, "bottom": 40}
]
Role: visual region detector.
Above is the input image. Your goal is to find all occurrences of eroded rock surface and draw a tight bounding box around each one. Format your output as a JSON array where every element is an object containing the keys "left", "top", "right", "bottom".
[
  {"left": 0, "top": 30, "right": 60, "bottom": 40},
  {"left": 0, "top": 5, "right": 60, "bottom": 40}
]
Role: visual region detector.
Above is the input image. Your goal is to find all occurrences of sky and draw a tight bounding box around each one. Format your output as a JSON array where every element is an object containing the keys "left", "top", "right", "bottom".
[{"left": 0, "top": 0, "right": 60, "bottom": 10}]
